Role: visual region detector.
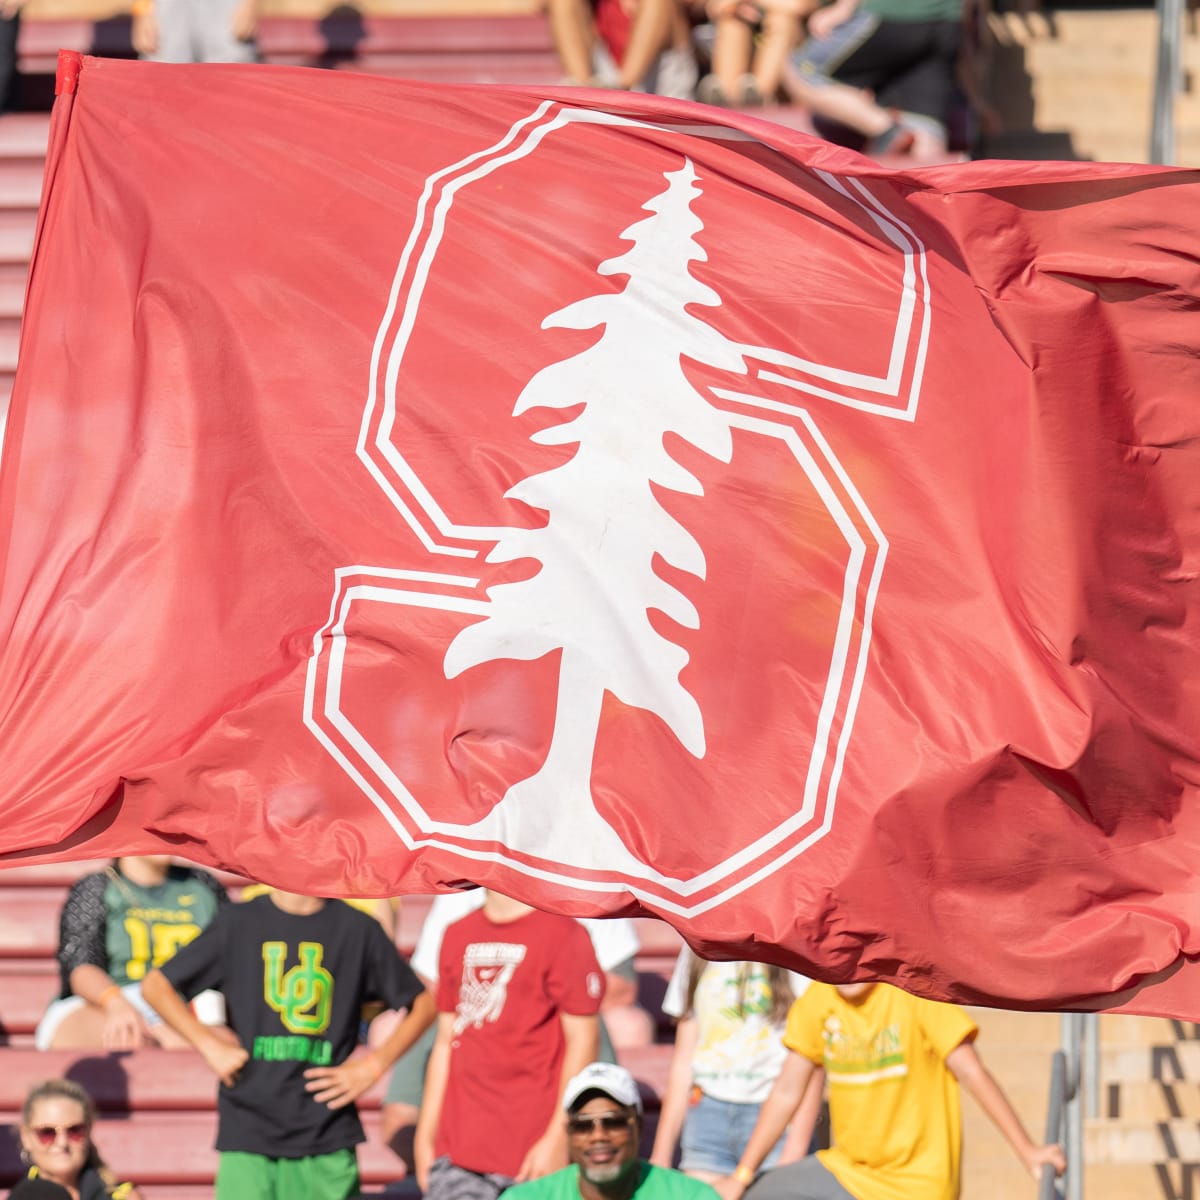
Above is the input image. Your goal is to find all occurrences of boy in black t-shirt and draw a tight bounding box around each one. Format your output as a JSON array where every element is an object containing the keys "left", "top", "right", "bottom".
[{"left": 142, "top": 891, "right": 436, "bottom": 1200}]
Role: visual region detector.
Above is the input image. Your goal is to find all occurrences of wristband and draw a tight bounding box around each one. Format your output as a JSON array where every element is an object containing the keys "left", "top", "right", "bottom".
[
  {"left": 733, "top": 1166, "right": 755, "bottom": 1187},
  {"left": 97, "top": 984, "right": 122, "bottom": 1008}
]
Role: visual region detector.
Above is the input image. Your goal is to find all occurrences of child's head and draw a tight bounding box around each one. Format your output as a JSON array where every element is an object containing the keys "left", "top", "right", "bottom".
[{"left": 834, "top": 981, "right": 876, "bottom": 1002}]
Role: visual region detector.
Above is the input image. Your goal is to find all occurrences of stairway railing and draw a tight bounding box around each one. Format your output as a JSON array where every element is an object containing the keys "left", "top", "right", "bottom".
[
  {"left": 1043, "top": 1012, "right": 1097, "bottom": 1200},
  {"left": 1150, "top": 0, "right": 1186, "bottom": 163},
  {"left": 1040, "top": 1047, "right": 1068, "bottom": 1200}
]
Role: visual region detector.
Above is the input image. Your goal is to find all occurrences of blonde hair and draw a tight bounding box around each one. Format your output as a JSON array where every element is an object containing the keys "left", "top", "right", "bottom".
[{"left": 22, "top": 1078, "right": 104, "bottom": 1174}]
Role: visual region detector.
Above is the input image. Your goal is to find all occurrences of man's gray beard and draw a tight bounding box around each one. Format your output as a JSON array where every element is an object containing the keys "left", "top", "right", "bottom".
[{"left": 581, "top": 1161, "right": 633, "bottom": 1186}]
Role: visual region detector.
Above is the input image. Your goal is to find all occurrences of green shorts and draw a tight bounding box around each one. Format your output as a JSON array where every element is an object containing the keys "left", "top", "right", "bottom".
[{"left": 215, "top": 1148, "right": 360, "bottom": 1200}]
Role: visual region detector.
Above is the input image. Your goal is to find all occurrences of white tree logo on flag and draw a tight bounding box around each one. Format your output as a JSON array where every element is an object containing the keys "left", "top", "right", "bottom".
[{"left": 304, "top": 104, "right": 930, "bottom": 913}]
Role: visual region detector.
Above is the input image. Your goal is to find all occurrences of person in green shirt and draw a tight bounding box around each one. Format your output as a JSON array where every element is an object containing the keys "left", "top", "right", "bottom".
[
  {"left": 504, "top": 1063, "right": 720, "bottom": 1200},
  {"left": 783, "top": 0, "right": 989, "bottom": 157},
  {"left": 36, "top": 855, "right": 229, "bottom": 1051}
]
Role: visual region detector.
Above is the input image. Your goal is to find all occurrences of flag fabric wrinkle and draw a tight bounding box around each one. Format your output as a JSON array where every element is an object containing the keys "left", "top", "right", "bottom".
[{"left": 0, "top": 52, "right": 1197, "bottom": 1017}]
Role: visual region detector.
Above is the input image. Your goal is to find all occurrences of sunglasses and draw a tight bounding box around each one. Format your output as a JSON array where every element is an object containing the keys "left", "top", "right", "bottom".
[
  {"left": 567, "top": 1113, "right": 635, "bottom": 1136},
  {"left": 32, "top": 1124, "right": 89, "bottom": 1147}
]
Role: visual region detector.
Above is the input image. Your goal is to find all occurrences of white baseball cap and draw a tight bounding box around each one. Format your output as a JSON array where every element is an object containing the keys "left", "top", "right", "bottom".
[{"left": 562, "top": 1062, "right": 643, "bottom": 1114}]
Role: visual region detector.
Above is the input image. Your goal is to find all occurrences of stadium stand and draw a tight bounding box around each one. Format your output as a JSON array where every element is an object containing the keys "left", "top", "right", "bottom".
[
  {"left": 11, "top": 12, "right": 562, "bottom": 86},
  {"left": 0, "top": 859, "right": 679, "bottom": 1196},
  {"left": 5, "top": 6, "right": 1193, "bottom": 1196}
]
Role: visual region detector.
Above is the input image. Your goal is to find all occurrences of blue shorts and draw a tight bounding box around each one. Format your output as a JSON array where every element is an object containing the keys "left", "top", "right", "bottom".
[
  {"left": 791, "top": 12, "right": 879, "bottom": 85},
  {"left": 680, "top": 1094, "right": 786, "bottom": 1176}
]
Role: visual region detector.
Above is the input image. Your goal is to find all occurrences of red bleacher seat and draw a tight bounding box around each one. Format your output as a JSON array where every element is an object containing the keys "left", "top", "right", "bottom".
[
  {"left": 0, "top": 1108, "right": 409, "bottom": 1187},
  {"left": 0, "top": 886, "right": 63, "bottom": 959},
  {"left": 14, "top": 13, "right": 561, "bottom": 85},
  {"left": 0, "top": 859, "right": 108, "bottom": 887},
  {"left": 0, "top": 968, "right": 57, "bottom": 1044}
]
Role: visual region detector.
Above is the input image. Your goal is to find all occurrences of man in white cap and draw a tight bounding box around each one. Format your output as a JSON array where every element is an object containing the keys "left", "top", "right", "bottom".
[{"left": 504, "top": 1063, "right": 719, "bottom": 1200}]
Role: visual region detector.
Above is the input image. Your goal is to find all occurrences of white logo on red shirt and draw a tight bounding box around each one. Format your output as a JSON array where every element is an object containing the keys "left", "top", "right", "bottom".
[{"left": 455, "top": 941, "right": 527, "bottom": 1033}]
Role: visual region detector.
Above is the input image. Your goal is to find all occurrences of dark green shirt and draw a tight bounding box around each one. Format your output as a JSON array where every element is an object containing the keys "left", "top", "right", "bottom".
[{"left": 862, "top": 0, "right": 962, "bottom": 22}]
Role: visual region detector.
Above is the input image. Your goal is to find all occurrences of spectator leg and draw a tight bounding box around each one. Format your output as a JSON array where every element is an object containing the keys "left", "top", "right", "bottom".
[
  {"left": 752, "top": 8, "right": 803, "bottom": 101},
  {"left": 709, "top": 13, "right": 755, "bottom": 101},
  {"left": 618, "top": 0, "right": 677, "bottom": 88},
  {"left": 783, "top": 71, "right": 895, "bottom": 137},
  {"left": 546, "top": 0, "right": 599, "bottom": 83}
]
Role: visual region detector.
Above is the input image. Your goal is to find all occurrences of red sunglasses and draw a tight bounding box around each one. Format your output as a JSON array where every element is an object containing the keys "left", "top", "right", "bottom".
[{"left": 32, "top": 1123, "right": 89, "bottom": 1146}]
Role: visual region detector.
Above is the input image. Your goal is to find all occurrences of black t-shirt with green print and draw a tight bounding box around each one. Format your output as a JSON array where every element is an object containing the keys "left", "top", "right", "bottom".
[{"left": 160, "top": 895, "right": 422, "bottom": 1157}]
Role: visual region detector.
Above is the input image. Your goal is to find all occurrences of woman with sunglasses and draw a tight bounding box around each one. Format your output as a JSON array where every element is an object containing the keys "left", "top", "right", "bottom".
[{"left": 12, "top": 1079, "right": 142, "bottom": 1199}]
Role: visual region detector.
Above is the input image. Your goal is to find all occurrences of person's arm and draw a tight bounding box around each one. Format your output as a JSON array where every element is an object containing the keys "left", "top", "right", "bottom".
[
  {"left": 515, "top": 1011, "right": 600, "bottom": 1182},
  {"left": 141, "top": 967, "right": 248, "bottom": 1086},
  {"left": 413, "top": 1011, "right": 455, "bottom": 1191},
  {"left": 0, "top": 2, "right": 26, "bottom": 18},
  {"left": 230, "top": 0, "right": 259, "bottom": 42},
  {"left": 130, "top": 0, "right": 157, "bottom": 55},
  {"left": 945, "top": 1041, "right": 1066, "bottom": 1179},
  {"left": 713, "top": 1051, "right": 817, "bottom": 1200},
  {"left": 650, "top": 1013, "right": 699, "bottom": 1167},
  {"left": 776, "top": 1065, "right": 825, "bottom": 1164},
  {"left": 65, "top": 963, "right": 147, "bottom": 1050},
  {"left": 305, "top": 988, "right": 436, "bottom": 1109}
]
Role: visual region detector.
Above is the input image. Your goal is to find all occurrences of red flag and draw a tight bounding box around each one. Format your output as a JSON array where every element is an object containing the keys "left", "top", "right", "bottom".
[{"left": 1, "top": 51, "right": 1198, "bottom": 1017}]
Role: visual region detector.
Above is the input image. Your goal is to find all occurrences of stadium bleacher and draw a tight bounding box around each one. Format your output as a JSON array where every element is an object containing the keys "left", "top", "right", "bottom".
[
  {"left": 12, "top": 12, "right": 563, "bottom": 86},
  {"left": 0, "top": 859, "right": 680, "bottom": 1196}
]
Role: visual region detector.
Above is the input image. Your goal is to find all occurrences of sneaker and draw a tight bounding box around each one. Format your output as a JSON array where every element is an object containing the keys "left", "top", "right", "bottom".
[
  {"left": 654, "top": 47, "right": 700, "bottom": 100},
  {"left": 739, "top": 74, "right": 765, "bottom": 106},
  {"left": 696, "top": 74, "right": 731, "bottom": 107}
]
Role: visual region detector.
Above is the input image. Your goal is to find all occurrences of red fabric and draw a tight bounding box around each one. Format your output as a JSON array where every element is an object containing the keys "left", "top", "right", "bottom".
[
  {"left": 434, "top": 909, "right": 603, "bottom": 1176},
  {"left": 594, "top": 0, "right": 631, "bottom": 64},
  {"left": 1, "top": 55, "right": 1199, "bottom": 1018}
]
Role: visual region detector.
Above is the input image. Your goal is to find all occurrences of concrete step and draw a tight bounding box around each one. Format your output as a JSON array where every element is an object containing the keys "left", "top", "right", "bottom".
[
  {"left": 1086, "top": 1118, "right": 1200, "bottom": 1164},
  {"left": 1104, "top": 1042, "right": 1200, "bottom": 1085},
  {"left": 1100, "top": 1016, "right": 1200, "bottom": 1047},
  {"left": 1103, "top": 1081, "right": 1200, "bottom": 1121},
  {"left": 1083, "top": 1162, "right": 1200, "bottom": 1200},
  {"left": 984, "top": 8, "right": 1200, "bottom": 164},
  {"left": 966, "top": 1006, "right": 1063, "bottom": 1044},
  {"left": 1029, "top": 77, "right": 1200, "bottom": 114},
  {"left": 991, "top": 8, "right": 1175, "bottom": 51}
]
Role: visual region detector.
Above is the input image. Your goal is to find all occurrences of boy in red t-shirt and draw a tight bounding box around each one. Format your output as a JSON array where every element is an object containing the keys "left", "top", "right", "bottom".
[{"left": 414, "top": 890, "right": 605, "bottom": 1200}]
